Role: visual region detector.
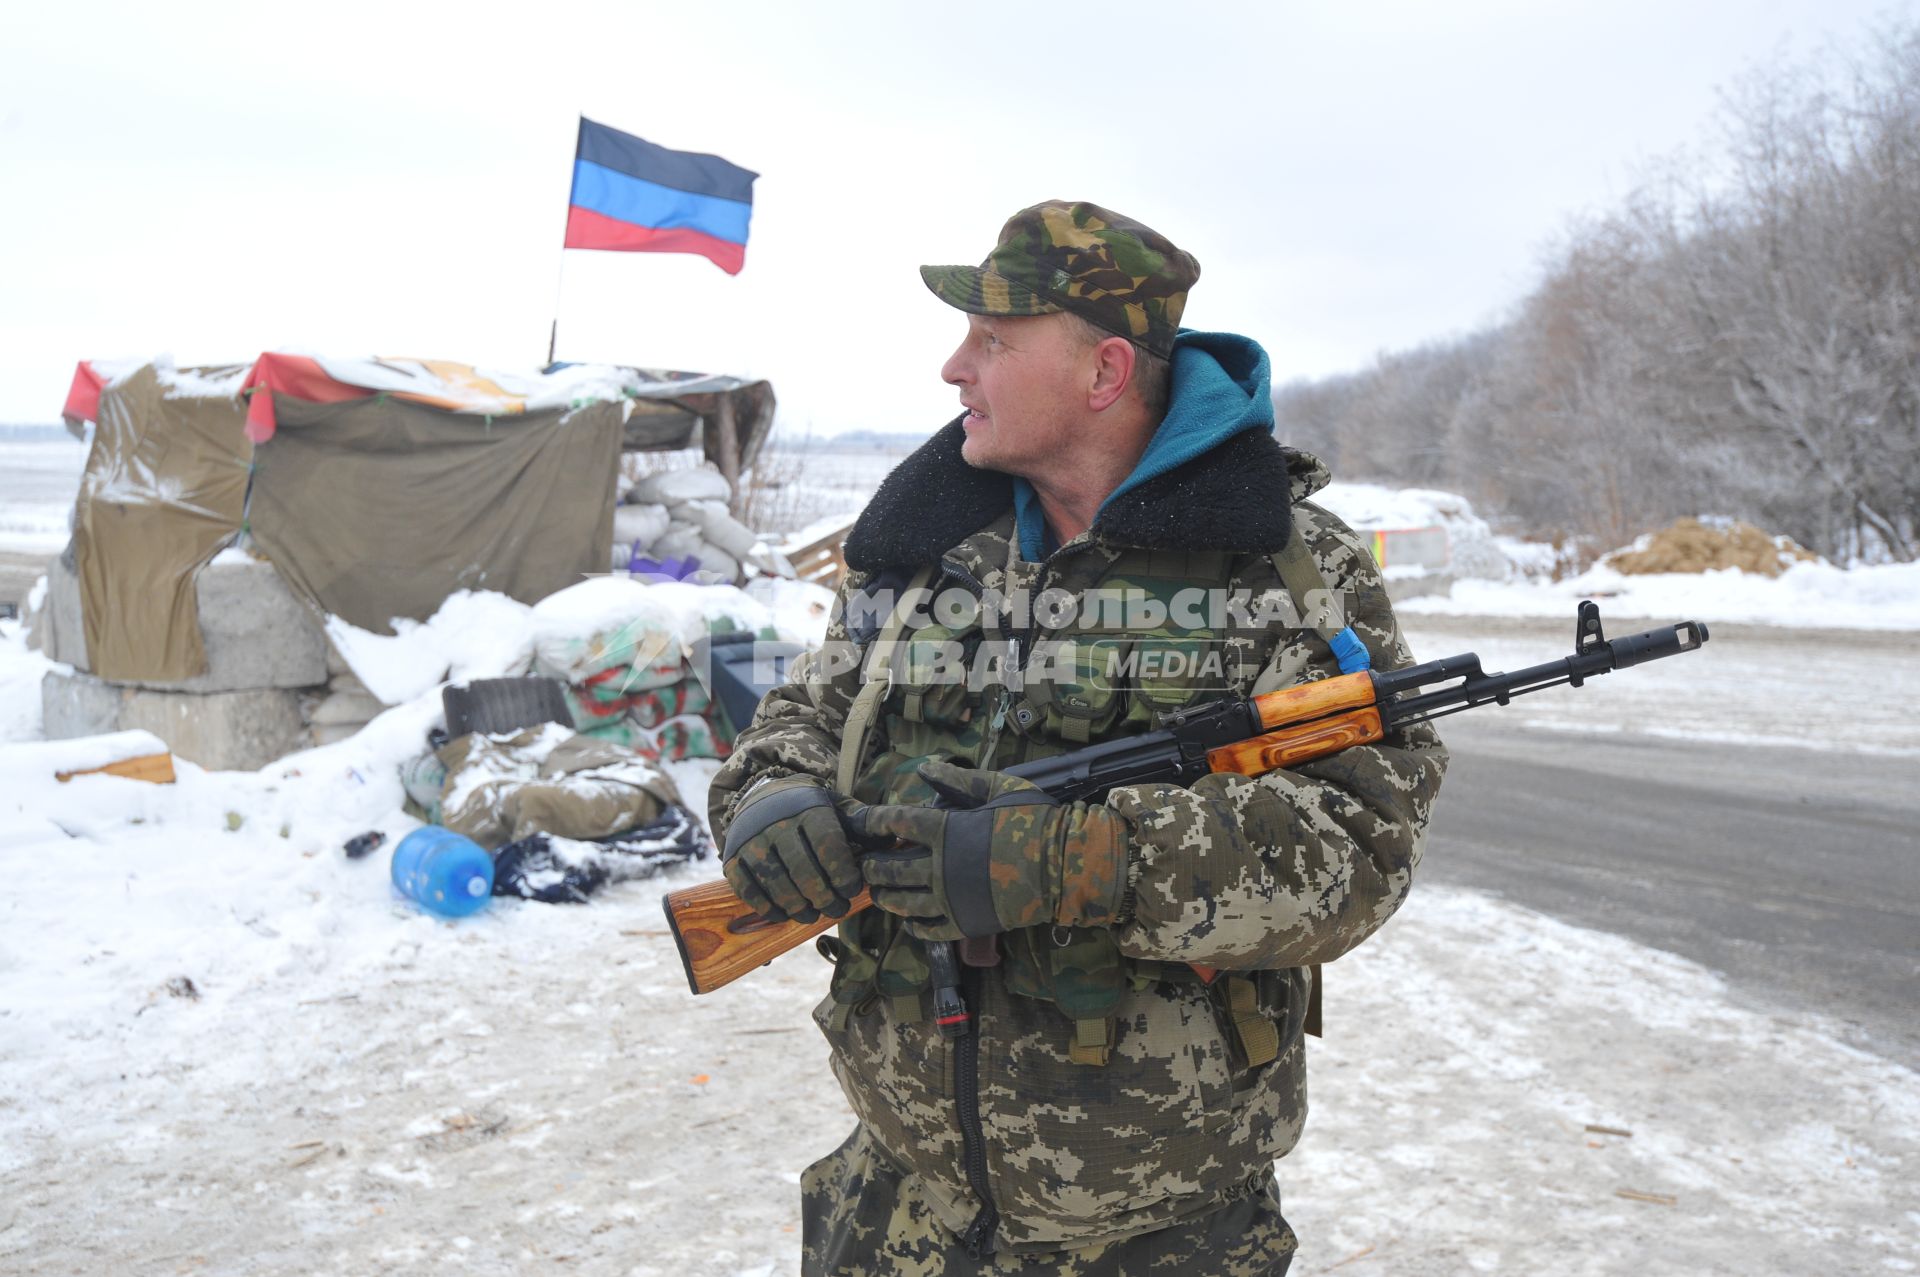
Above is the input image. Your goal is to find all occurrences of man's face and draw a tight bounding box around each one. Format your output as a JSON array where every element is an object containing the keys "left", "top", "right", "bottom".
[{"left": 940, "top": 312, "right": 1091, "bottom": 477}]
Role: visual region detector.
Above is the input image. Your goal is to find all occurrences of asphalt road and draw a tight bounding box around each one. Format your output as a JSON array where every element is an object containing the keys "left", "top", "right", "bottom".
[{"left": 1420, "top": 712, "right": 1920, "bottom": 1063}]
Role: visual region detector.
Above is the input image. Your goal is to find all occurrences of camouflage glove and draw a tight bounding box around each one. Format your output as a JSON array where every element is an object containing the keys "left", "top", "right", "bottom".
[
  {"left": 721, "top": 775, "right": 862, "bottom": 925},
  {"left": 850, "top": 760, "right": 1130, "bottom": 941}
]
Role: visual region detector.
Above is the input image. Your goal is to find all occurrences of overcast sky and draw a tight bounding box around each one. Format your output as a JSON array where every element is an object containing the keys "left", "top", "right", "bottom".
[{"left": 0, "top": 0, "right": 1903, "bottom": 434}]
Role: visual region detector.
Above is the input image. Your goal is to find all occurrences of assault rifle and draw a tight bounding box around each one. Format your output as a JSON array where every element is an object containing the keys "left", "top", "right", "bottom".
[{"left": 664, "top": 602, "right": 1708, "bottom": 995}]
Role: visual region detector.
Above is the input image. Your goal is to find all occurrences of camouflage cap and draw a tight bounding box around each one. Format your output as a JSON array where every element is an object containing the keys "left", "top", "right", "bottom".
[{"left": 920, "top": 200, "right": 1200, "bottom": 359}]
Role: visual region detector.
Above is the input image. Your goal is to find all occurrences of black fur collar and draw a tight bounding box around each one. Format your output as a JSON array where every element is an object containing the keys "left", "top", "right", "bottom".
[{"left": 843, "top": 417, "right": 1298, "bottom": 571}]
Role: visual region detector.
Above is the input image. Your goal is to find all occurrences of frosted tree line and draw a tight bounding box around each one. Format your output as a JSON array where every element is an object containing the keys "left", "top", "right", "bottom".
[{"left": 1274, "top": 23, "right": 1919, "bottom": 564}]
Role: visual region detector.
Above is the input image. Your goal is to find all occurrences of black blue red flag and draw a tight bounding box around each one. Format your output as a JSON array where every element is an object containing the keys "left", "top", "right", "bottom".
[{"left": 564, "top": 118, "right": 757, "bottom": 275}]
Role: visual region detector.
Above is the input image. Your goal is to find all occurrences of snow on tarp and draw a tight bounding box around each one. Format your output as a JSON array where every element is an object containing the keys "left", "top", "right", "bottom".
[
  {"left": 234, "top": 353, "right": 774, "bottom": 463},
  {"left": 64, "top": 353, "right": 775, "bottom": 468}
]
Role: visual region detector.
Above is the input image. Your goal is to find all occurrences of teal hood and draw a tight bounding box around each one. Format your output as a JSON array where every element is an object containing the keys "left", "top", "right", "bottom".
[{"left": 1014, "top": 329, "right": 1274, "bottom": 560}]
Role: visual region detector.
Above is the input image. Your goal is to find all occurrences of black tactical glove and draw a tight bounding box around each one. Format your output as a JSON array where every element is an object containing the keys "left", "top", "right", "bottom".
[
  {"left": 849, "top": 761, "right": 1131, "bottom": 941},
  {"left": 721, "top": 775, "right": 863, "bottom": 924}
]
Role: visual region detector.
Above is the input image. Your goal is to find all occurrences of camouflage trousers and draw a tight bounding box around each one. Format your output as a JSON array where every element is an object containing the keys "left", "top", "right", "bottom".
[{"left": 800, "top": 1125, "right": 1297, "bottom": 1276}]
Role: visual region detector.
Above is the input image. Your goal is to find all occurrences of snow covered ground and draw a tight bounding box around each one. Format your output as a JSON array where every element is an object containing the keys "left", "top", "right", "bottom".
[
  {"left": 0, "top": 437, "right": 89, "bottom": 555},
  {"left": 1403, "top": 558, "right": 1920, "bottom": 632},
  {"left": 3, "top": 608, "right": 1916, "bottom": 1275},
  {"left": 4, "top": 440, "right": 1917, "bottom": 1273}
]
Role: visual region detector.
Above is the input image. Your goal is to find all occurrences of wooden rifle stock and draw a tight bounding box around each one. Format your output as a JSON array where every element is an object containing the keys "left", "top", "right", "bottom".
[{"left": 664, "top": 879, "right": 873, "bottom": 995}]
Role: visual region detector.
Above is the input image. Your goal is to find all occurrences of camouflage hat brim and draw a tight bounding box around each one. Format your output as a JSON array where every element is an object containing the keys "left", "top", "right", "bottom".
[{"left": 919, "top": 264, "right": 1062, "bottom": 318}]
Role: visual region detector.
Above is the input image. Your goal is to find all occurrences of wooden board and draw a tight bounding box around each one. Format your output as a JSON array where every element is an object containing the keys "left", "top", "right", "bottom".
[{"left": 55, "top": 751, "right": 177, "bottom": 785}]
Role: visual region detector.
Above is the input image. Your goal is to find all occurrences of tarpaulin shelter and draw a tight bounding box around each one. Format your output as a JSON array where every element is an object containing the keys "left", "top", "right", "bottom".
[{"left": 57, "top": 354, "right": 775, "bottom": 683}]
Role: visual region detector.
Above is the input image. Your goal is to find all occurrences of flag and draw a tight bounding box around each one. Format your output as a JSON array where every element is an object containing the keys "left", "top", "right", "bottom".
[{"left": 564, "top": 118, "right": 758, "bottom": 275}]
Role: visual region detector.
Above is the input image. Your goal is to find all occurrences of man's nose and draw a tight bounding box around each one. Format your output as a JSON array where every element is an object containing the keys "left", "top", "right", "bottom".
[{"left": 941, "top": 341, "right": 972, "bottom": 386}]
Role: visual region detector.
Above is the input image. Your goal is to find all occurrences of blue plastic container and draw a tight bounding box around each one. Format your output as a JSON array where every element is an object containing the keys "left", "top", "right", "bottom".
[{"left": 391, "top": 827, "right": 494, "bottom": 918}]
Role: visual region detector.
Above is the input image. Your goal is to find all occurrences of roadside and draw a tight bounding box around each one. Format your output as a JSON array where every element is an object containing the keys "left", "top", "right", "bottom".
[{"left": 3, "top": 842, "right": 1911, "bottom": 1276}]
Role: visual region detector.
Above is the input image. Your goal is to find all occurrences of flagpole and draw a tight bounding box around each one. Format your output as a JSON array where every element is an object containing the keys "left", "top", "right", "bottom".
[
  {"left": 548, "top": 113, "right": 582, "bottom": 369},
  {"left": 547, "top": 252, "right": 566, "bottom": 367}
]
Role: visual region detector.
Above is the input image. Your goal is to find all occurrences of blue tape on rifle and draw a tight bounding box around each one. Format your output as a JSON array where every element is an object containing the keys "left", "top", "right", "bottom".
[{"left": 1330, "top": 627, "right": 1371, "bottom": 674}]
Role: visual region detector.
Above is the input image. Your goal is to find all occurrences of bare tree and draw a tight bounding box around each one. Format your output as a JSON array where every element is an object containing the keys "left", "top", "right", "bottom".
[{"left": 1272, "top": 19, "right": 1920, "bottom": 563}]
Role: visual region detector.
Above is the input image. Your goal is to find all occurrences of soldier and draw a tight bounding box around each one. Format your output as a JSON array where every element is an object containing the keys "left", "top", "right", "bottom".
[{"left": 709, "top": 200, "right": 1448, "bottom": 1274}]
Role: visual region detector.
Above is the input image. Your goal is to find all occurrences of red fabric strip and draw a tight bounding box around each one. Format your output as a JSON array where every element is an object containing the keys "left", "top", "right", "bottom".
[
  {"left": 62, "top": 361, "right": 106, "bottom": 426},
  {"left": 563, "top": 206, "right": 746, "bottom": 275},
  {"left": 239, "top": 353, "right": 374, "bottom": 443}
]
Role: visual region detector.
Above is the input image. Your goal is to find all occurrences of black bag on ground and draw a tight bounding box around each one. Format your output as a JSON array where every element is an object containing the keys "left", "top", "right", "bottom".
[{"left": 492, "top": 804, "right": 709, "bottom": 904}]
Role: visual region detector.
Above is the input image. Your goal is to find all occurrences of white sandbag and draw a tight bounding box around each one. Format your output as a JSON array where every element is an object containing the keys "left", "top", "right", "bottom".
[
  {"left": 629, "top": 466, "right": 732, "bottom": 505},
  {"left": 610, "top": 542, "right": 634, "bottom": 572},
  {"left": 682, "top": 499, "right": 761, "bottom": 559},
  {"left": 689, "top": 545, "right": 741, "bottom": 584},
  {"left": 650, "top": 522, "right": 707, "bottom": 560},
  {"left": 613, "top": 502, "right": 671, "bottom": 548}
]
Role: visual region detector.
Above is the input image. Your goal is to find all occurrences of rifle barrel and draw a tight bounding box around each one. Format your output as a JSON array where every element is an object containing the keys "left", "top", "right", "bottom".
[{"left": 1379, "top": 619, "right": 1708, "bottom": 728}]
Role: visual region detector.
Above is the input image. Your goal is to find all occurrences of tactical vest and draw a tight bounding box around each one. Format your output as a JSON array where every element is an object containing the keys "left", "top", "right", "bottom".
[{"left": 819, "top": 524, "right": 1349, "bottom": 1067}]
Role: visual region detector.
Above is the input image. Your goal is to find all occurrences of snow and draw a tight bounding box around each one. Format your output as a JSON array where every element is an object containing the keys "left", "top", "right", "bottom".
[
  {"left": 0, "top": 439, "right": 88, "bottom": 554},
  {"left": 1, "top": 608, "right": 1914, "bottom": 1272},
  {"left": 0, "top": 728, "right": 167, "bottom": 780},
  {"left": 531, "top": 577, "right": 772, "bottom": 651},
  {"left": 1400, "top": 617, "right": 1920, "bottom": 757},
  {"left": 1284, "top": 884, "right": 1920, "bottom": 1275},
  {"left": 325, "top": 591, "right": 538, "bottom": 705},
  {"left": 742, "top": 575, "right": 837, "bottom": 645},
  {"left": 151, "top": 356, "right": 250, "bottom": 399},
  {"left": 1403, "top": 558, "right": 1920, "bottom": 631},
  {"left": 1316, "top": 482, "right": 1512, "bottom": 580},
  {"left": 2, "top": 444, "right": 1915, "bottom": 1270}
]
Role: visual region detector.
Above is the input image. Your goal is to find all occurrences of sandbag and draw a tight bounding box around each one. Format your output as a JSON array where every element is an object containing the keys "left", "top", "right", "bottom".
[
  {"left": 613, "top": 502, "right": 672, "bottom": 549},
  {"left": 682, "top": 499, "right": 761, "bottom": 559},
  {"left": 689, "top": 545, "right": 741, "bottom": 584},
  {"left": 628, "top": 466, "right": 731, "bottom": 505},
  {"left": 650, "top": 522, "right": 707, "bottom": 560}
]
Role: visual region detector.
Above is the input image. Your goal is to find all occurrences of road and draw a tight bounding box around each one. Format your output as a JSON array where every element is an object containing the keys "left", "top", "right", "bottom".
[{"left": 1402, "top": 615, "right": 1920, "bottom": 1064}]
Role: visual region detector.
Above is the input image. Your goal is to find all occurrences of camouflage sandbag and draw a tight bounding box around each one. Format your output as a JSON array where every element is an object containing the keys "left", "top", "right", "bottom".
[{"left": 436, "top": 724, "right": 682, "bottom": 850}]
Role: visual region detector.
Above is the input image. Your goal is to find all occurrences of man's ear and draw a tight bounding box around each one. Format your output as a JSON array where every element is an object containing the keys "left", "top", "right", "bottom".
[{"left": 1086, "top": 336, "right": 1136, "bottom": 413}]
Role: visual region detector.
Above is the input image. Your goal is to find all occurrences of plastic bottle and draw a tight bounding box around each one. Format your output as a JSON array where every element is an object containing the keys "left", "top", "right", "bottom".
[{"left": 390, "top": 828, "right": 494, "bottom": 918}]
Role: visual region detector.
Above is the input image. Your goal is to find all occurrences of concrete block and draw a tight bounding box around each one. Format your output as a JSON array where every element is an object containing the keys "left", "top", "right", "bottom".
[
  {"left": 42, "top": 669, "right": 309, "bottom": 771},
  {"left": 41, "top": 669, "right": 120, "bottom": 739},
  {"left": 36, "top": 552, "right": 89, "bottom": 671},
  {"left": 129, "top": 558, "right": 329, "bottom": 693}
]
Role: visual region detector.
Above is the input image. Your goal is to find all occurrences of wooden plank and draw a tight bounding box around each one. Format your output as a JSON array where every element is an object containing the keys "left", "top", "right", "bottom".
[
  {"left": 787, "top": 519, "right": 855, "bottom": 589},
  {"left": 55, "top": 751, "right": 177, "bottom": 785}
]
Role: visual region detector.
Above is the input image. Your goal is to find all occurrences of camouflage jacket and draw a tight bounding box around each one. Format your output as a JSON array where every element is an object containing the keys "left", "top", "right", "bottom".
[{"left": 710, "top": 419, "right": 1448, "bottom": 1254}]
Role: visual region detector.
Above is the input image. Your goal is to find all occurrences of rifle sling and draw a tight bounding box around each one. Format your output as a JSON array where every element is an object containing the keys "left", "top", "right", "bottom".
[{"left": 837, "top": 566, "right": 937, "bottom": 794}]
